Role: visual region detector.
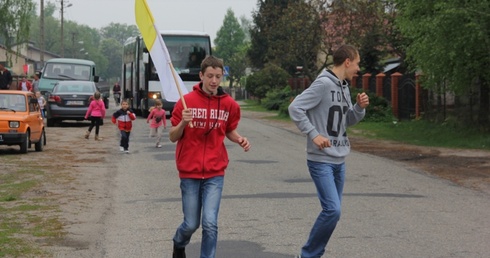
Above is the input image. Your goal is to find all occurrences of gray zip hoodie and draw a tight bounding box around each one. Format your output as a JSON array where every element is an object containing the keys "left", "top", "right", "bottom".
[{"left": 288, "top": 69, "right": 366, "bottom": 164}]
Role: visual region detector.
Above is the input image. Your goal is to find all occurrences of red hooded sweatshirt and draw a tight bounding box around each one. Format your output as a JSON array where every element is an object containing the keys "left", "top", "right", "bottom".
[{"left": 171, "top": 83, "right": 240, "bottom": 179}]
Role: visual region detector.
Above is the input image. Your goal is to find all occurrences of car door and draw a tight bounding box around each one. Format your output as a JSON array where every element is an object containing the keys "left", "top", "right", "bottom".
[{"left": 27, "top": 95, "right": 43, "bottom": 140}]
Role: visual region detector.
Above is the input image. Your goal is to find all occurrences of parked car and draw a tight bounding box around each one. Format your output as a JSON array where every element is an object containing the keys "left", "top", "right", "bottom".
[
  {"left": 45, "top": 81, "right": 108, "bottom": 127},
  {"left": 0, "top": 90, "right": 46, "bottom": 153}
]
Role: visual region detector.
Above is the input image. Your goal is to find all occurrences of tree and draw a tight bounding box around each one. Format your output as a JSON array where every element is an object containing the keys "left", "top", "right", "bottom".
[
  {"left": 100, "top": 23, "right": 139, "bottom": 45},
  {"left": 214, "top": 8, "right": 246, "bottom": 89},
  {"left": 248, "top": 0, "right": 292, "bottom": 69},
  {"left": 0, "top": 0, "right": 35, "bottom": 64},
  {"left": 395, "top": 0, "right": 490, "bottom": 126},
  {"left": 99, "top": 38, "right": 122, "bottom": 79},
  {"left": 322, "top": 0, "right": 394, "bottom": 72}
]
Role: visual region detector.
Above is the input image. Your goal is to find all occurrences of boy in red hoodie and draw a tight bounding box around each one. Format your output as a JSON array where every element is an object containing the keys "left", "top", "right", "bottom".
[
  {"left": 169, "top": 56, "right": 251, "bottom": 258},
  {"left": 112, "top": 99, "right": 136, "bottom": 153}
]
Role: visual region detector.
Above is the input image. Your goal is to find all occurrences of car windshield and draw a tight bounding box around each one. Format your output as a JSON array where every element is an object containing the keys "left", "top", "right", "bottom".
[
  {"left": 0, "top": 94, "right": 26, "bottom": 112},
  {"left": 43, "top": 63, "right": 91, "bottom": 80},
  {"left": 55, "top": 83, "right": 94, "bottom": 93}
]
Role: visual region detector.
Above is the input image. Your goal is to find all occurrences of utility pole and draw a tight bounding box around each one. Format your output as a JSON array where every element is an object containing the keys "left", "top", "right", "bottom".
[
  {"left": 40, "top": 0, "right": 45, "bottom": 67},
  {"left": 60, "top": 0, "right": 72, "bottom": 57},
  {"left": 61, "top": 0, "right": 64, "bottom": 57}
]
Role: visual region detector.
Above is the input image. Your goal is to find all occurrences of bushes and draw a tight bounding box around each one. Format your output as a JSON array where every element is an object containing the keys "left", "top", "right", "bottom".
[
  {"left": 245, "top": 63, "right": 290, "bottom": 101},
  {"left": 349, "top": 87, "right": 393, "bottom": 122}
]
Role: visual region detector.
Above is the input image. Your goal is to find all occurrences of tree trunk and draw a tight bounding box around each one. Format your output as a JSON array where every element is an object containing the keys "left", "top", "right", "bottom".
[{"left": 478, "top": 76, "right": 489, "bottom": 127}]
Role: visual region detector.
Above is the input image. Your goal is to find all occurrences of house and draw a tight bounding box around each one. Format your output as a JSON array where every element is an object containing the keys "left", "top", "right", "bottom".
[{"left": 0, "top": 42, "right": 60, "bottom": 76}]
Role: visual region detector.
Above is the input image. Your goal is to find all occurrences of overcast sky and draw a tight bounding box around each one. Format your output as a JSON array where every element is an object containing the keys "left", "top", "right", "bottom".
[{"left": 48, "top": 0, "right": 258, "bottom": 42}]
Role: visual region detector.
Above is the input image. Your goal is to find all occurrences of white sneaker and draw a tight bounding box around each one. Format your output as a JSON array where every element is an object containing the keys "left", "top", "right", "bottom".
[
  {"left": 119, "top": 146, "right": 124, "bottom": 152},
  {"left": 156, "top": 144, "right": 162, "bottom": 148},
  {"left": 124, "top": 150, "right": 130, "bottom": 154}
]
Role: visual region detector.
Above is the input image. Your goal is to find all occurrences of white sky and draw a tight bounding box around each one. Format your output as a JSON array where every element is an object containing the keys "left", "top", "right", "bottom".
[{"left": 47, "top": 0, "right": 258, "bottom": 43}]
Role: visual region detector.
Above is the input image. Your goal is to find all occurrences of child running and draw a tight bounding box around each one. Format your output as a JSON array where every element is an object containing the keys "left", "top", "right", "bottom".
[
  {"left": 84, "top": 91, "right": 106, "bottom": 140},
  {"left": 146, "top": 99, "right": 167, "bottom": 148},
  {"left": 111, "top": 99, "right": 136, "bottom": 153}
]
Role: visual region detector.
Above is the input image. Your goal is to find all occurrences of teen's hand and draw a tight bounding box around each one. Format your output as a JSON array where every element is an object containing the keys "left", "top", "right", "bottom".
[
  {"left": 181, "top": 109, "right": 192, "bottom": 125},
  {"left": 237, "top": 137, "right": 251, "bottom": 152},
  {"left": 357, "top": 92, "right": 370, "bottom": 109},
  {"left": 313, "top": 135, "right": 331, "bottom": 150}
]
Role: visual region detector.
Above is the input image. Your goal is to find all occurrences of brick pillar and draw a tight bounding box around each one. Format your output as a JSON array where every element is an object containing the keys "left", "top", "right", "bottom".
[
  {"left": 351, "top": 74, "right": 358, "bottom": 88},
  {"left": 391, "top": 72, "right": 402, "bottom": 119},
  {"left": 362, "top": 73, "right": 371, "bottom": 92},
  {"left": 376, "top": 73, "right": 385, "bottom": 97},
  {"left": 415, "top": 73, "right": 421, "bottom": 119}
]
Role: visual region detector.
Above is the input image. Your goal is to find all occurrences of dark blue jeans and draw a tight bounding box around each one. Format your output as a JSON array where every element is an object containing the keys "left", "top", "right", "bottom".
[{"left": 119, "top": 130, "right": 131, "bottom": 150}]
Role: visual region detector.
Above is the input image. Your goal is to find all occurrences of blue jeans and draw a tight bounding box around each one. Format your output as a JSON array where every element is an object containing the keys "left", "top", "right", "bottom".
[
  {"left": 173, "top": 176, "right": 224, "bottom": 258},
  {"left": 119, "top": 130, "right": 130, "bottom": 150},
  {"left": 301, "top": 160, "right": 346, "bottom": 258}
]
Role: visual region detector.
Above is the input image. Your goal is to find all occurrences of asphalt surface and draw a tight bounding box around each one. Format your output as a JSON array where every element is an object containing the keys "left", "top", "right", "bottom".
[{"left": 54, "top": 103, "right": 490, "bottom": 258}]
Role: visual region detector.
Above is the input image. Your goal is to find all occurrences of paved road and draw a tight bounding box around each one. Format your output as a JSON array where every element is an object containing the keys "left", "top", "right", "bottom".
[{"left": 55, "top": 103, "right": 490, "bottom": 258}]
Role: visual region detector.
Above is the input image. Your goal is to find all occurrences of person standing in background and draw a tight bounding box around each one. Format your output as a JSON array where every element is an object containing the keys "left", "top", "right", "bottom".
[
  {"left": 0, "top": 64, "right": 12, "bottom": 90},
  {"left": 32, "top": 72, "right": 40, "bottom": 93},
  {"left": 113, "top": 81, "right": 121, "bottom": 106},
  {"left": 288, "top": 45, "right": 370, "bottom": 258},
  {"left": 17, "top": 76, "right": 32, "bottom": 92}
]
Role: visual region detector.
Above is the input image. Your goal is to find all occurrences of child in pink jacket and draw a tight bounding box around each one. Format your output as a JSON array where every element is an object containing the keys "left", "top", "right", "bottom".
[
  {"left": 84, "top": 92, "right": 106, "bottom": 140},
  {"left": 146, "top": 99, "right": 167, "bottom": 148}
]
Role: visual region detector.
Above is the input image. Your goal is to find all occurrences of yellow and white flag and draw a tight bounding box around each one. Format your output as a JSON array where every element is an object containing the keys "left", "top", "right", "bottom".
[{"left": 134, "top": 0, "right": 188, "bottom": 102}]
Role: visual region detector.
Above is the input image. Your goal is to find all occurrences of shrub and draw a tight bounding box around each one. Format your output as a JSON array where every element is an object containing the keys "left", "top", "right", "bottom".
[{"left": 245, "top": 63, "right": 290, "bottom": 101}]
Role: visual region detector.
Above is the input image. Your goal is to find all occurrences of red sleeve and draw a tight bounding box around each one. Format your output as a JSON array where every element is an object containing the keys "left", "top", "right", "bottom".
[
  {"left": 170, "top": 100, "right": 184, "bottom": 126},
  {"left": 226, "top": 101, "right": 241, "bottom": 133}
]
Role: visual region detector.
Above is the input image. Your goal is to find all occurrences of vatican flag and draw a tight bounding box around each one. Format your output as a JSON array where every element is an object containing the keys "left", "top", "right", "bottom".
[{"left": 134, "top": 0, "right": 188, "bottom": 102}]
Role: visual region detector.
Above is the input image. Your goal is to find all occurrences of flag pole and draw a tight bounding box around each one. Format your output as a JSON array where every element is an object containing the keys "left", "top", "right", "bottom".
[{"left": 168, "top": 62, "right": 188, "bottom": 110}]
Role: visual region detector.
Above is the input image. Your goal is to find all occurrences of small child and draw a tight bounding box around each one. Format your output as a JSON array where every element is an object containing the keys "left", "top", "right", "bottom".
[
  {"left": 35, "top": 91, "right": 46, "bottom": 118},
  {"left": 146, "top": 99, "right": 167, "bottom": 148},
  {"left": 112, "top": 99, "right": 136, "bottom": 153},
  {"left": 84, "top": 92, "right": 106, "bottom": 140}
]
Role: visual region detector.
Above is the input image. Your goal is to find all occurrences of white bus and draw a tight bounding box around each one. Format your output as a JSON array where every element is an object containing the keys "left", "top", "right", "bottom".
[{"left": 122, "top": 30, "right": 212, "bottom": 117}]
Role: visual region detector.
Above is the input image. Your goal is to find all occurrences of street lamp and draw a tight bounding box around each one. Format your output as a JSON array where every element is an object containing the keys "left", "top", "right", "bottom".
[{"left": 60, "top": 0, "right": 73, "bottom": 57}]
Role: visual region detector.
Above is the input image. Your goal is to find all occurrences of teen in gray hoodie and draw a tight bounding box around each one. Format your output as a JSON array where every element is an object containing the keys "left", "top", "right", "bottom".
[{"left": 288, "top": 45, "right": 370, "bottom": 258}]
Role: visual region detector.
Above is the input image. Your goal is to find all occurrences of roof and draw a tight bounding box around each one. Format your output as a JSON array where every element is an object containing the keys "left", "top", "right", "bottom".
[{"left": 45, "top": 58, "right": 95, "bottom": 65}]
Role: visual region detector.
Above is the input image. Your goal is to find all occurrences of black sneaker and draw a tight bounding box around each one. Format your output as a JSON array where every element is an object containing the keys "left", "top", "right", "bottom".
[{"left": 173, "top": 245, "right": 186, "bottom": 258}]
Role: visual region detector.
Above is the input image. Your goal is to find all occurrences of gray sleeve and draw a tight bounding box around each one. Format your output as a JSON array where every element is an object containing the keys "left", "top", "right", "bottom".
[{"left": 288, "top": 79, "right": 326, "bottom": 140}]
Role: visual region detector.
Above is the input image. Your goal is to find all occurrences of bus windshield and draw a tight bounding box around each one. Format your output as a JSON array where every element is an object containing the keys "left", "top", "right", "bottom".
[
  {"left": 42, "top": 63, "right": 92, "bottom": 80},
  {"left": 163, "top": 35, "right": 211, "bottom": 74}
]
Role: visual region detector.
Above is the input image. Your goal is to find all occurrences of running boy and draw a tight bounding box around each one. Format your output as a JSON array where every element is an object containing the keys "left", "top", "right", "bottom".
[
  {"left": 112, "top": 99, "right": 136, "bottom": 153},
  {"left": 146, "top": 99, "right": 167, "bottom": 148}
]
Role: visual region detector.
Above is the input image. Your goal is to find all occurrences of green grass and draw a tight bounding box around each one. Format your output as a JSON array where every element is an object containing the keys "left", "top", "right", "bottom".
[
  {"left": 0, "top": 163, "right": 64, "bottom": 257},
  {"left": 240, "top": 100, "right": 490, "bottom": 151},
  {"left": 348, "top": 120, "right": 490, "bottom": 150}
]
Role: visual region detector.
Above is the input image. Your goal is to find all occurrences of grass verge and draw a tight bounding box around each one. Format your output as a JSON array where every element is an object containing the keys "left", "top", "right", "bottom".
[
  {"left": 240, "top": 100, "right": 490, "bottom": 151},
  {"left": 0, "top": 162, "right": 65, "bottom": 257}
]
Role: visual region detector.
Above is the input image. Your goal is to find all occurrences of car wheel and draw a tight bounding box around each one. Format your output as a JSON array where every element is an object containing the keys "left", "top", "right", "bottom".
[
  {"left": 35, "top": 130, "right": 45, "bottom": 152},
  {"left": 20, "top": 131, "right": 29, "bottom": 154},
  {"left": 47, "top": 118, "right": 55, "bottom": 127}
]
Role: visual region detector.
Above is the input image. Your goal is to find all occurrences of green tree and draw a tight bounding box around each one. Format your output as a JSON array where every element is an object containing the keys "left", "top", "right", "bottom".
[
  {"left": 100, "top": 23, "right": 139, "bottom": 45},
  {"left": 248, "top": 0, "right": 291, "bottom": 69},
  {"left": 214, "top": 8, "right": 246, "bottom": 89},
  {"left": 99, "top": 38, "right": 123, "bottom": 79},
  {"left": 0, "top": 0, "right": 35, "bottom": 64},
  {"left": 395, "top": 0, "right": 490, "bottom": 126}
]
